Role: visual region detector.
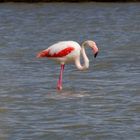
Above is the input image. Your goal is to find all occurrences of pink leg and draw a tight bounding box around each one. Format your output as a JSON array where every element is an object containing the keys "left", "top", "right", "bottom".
[{"left": 57, "top": 64, "right": 65, "bottom": 90}]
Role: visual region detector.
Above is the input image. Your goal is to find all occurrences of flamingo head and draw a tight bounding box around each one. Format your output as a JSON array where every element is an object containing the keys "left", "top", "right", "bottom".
[{"left": 83, "top": 40, "right": 99, "bottom": 58}]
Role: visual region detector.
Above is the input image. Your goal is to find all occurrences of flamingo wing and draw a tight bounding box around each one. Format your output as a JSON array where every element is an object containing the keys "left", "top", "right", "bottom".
[{"left": 37, "top": 42, "right": 75, "bottom": 58}]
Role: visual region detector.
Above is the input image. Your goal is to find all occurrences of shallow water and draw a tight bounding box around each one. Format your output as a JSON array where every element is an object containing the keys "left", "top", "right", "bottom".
[{"left": 0, "top": 2, "right": 140, "bottom": 140}]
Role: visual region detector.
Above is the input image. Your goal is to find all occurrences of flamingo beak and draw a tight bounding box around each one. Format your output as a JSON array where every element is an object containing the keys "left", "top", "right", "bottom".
[{"left": 94, "top": 52, "right": 98, "bottom": 58}]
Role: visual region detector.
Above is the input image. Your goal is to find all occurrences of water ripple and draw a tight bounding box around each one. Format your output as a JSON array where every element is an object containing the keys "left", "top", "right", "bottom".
[{"left": 0, "top": 3, "right": 140, "bottom": 140}]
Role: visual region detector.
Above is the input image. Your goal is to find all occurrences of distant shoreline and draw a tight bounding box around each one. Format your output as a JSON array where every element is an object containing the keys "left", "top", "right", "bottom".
[{"left": 0, "top": 0, "right": 140, "bottom": 2}]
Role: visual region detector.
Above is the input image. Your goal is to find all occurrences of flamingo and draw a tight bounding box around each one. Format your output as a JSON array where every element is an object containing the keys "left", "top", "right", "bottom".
[{"left": 37, "top": 40, "right": 99, "bottom": 90}]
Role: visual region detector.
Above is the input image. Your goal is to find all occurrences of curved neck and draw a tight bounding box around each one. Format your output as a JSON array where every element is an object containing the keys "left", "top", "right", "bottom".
[{"left": 75, "top": 44, "right": 89, "bottom": 70}]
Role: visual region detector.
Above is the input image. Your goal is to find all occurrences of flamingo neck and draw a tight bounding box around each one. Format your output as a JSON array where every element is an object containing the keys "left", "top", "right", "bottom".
[{"left": 75, "top": 44, "right": 89, "bottom": 70}]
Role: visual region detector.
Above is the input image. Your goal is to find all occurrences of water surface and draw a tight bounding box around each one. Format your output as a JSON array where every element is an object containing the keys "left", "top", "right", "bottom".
[{"left": 0, "top": 3, "right": 140, "bottom": 140}]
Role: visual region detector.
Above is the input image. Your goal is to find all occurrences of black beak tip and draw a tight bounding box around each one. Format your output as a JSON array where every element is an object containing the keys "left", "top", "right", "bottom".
[{"left": 94, "top": 52, "right": 98, "bottom": 58}]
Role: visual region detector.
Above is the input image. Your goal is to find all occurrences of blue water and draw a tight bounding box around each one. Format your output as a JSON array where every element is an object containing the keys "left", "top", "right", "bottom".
[{"left": 0, "top": 3, "right": 140, "bottom": 140}]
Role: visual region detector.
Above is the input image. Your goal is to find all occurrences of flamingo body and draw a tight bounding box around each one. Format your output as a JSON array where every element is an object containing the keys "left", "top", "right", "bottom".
[
  {"left": 41, "top": 47, "right": 74, "bottom": 58},
  {"left": 37, "top": 41, "right": 81, "bottom": 64},
  {"left": 37, "top": 40, "right": 99, "bottom": 90}
]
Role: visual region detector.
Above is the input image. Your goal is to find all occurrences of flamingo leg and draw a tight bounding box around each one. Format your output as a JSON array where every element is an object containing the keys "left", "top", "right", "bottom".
[{"left": 57, "top": 64, "right": 65, "bottom": 90}]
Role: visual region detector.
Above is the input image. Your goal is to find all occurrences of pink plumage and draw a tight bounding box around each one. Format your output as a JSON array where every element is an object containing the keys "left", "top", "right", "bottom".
[{"left": 37, "top": 46, "right": 75, "bottom": 58}]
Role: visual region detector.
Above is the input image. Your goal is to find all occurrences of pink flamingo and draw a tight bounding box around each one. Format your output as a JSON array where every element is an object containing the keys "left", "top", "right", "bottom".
[{"left": 37, "top": 40, "right": 99, "bottom": 90}]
